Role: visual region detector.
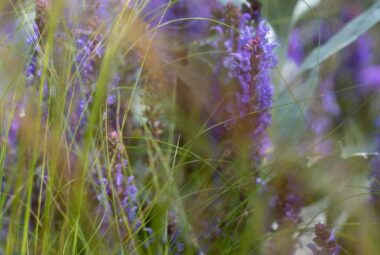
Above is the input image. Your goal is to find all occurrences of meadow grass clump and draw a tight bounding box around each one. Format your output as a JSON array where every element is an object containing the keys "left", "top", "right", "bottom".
[{"left": 0, "top": 0, "right": 380, "bottom": 254}]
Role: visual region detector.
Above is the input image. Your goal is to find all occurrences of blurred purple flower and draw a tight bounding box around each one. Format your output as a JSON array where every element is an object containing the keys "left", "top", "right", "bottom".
[
  {"left": 7, "top": 116, "right": 20, "bottom": 148},
  {"left": 358, "top": 66, "right": 380, "bottom": 93},
  {"left": 266, "top": 168, "right": 306, "bottom": 255},
  {"left": 268, "top": 172, "right": 305, "bottom": 226},
  {"left": 307, "top": 223, "right": 341, "bottom": 255},
  {"left": 25, "top": 24, "right": 41, "bottom": 86},
  {"left": 312, "top": 20, "right": 333, "bottom": 46},
  {"left": 242, "top": 0, "right": 262, "bottom": 23},
  {"left": 339, "top": 6, "right": 376, "bottom": 94},
  {"left": 75, "top": 32, "right": 103, "bottom": 87},
  {"left": 144, "top": 0, "right": 221, "bottom": 41},
  {"left": 306, "top": 75, "right": 340, "bottom": 156},
  {"left": 96, "top": 174, "right": 140, "bottom": 229},
  {"left": 350, "top": 35, "right": 373, "bottom": 69},
  {"left": 287, "top": 29, "right": 303, "bottom": 65},
  {"left": 96, "top": 130, "right": 141, "bottom": 232},
  {"left": 167, "top": 211, "right": 185, "bottom": 255},
  {"left": 220, "top": 7, "right": 277, "bottom": 159}
]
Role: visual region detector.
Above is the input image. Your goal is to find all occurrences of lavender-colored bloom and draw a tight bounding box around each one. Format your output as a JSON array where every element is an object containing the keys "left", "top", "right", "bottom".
[
  {"left": 304, "top": 74, "right": 340, "bottom": 156},
  {"left": 348, "top": 35, "right": 373, "bottom": 69},
  {"left": 67, "top": 14, "right": 105, "bottom": 142},
  {"left": 339, "top": 5, "right": 373, "bottom": 70},
  {"left": 120, "top": 175, "right": 139, "bottom": 222},
  {"left": 167, "top": 212, "right": 185, "bottom": 255},
  {"left": 221, "top": 11, "right": 277, "bottom": 158},
  {"left": 268, "top": 172, "right": 305, "bottom": 227},
  {"left": 312, "top": 20, "right": 333, "bottom": 46},
  {"left": 242, "top": 0, "right": 262, "bottom": 23},
  {"left": 287, "top": 29, "right": 303, "bottom": 65},
  {"left": 75, "top": 31, "right": 103, "bottom": 87},
  {"left": 96, "top": 168, "right": 141, "bottom": 232},
  {"left": 144, "top": 0, "right": 221, "bottom": 41},
  {"left": 107, "top": 74, "right": 121, "bottom": 106},
  {"left": 94, "top": 129, "right": 141, "bottom": 236},
  {"left": 308, "top": 76, "right": 340, "bottom": 135},
  {"left": 266, "top": 168, "right": 306, "bottom": 255},
  {"left": 358, "top": 66, "right": 380, "bottom": 94},
  {"left": 307, "top": 223, "right": 341, "bottom": 255},
  {"left": 25, "top": 23, "right": 42, "bottom": 86},
  {"left": 338, "top": 6, "right": 375, "bottom": 95},
  {"left": 6, "top": 115, "right": 20, "bottom": 148}
]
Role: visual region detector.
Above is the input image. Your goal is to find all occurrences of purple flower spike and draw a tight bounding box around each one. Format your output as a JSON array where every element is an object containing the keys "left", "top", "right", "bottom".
[
  {"left": 287, "top": 29, "right": 303, "bottom": 65},
  {"left": 358, "top": 66, "right": 380, "bottom": 93},
  {"left": 218, "top": 4, "right": 277, "bottom": 160},
  {"left": 307, "top": 223, "right": 341, "bottom": 255}
]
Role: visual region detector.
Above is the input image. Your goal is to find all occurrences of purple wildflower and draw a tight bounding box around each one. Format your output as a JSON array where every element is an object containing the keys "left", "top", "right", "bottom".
[
  {"left": 358, "top": 66, "right": 380, "bottom": 92},
  {"left": 242, "top": 0, "right": 262, "bottom": 23},
  {"left": 266, "top": 168, "right": 306, "bottom": 255},
  {"left": 96, "top": 130, "right": 141, "bottom": 234},
  {"left": 308, "top": 76, "right": 340, "bottom": 136},
  {"left": 68, "top": 12, "right": 104, "bottom": 142},
  {"left": 25, "top": 22, "right": 42, "bottom": 87},
  {"left": 307, "top": 223, "right": 341, "bottom": 255},
  {"left": 75, "top": 22, "right": 103, "bottom": 87},
  {"left": 25, "top": 0, "right": 48, "bottom": 86},
  {"left": 338, "top": 6, "right": 376, "bottom": 95},
  {"left": 220, "top": 4, "right": 277, "bottom": 159},
  {"left": 287, "top": 28, "right": 304, "bottom": 65},
  {"left": 312, "top": 20, "right": 333, "bottom": 46},
  {"left": 305, "top": 73, "right": 340, "bottom": 157},
  {"left": 144, "top": 0, "right": 221, "bottom": 41},
  {"left": 167, "top": 212, "right": 185, "bottom": 255}
]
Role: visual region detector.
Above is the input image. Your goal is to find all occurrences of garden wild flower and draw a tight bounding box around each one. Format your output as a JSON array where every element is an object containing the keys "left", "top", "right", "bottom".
[
  {"left": 96, "top": 130, "right": 141, "bottom": 235},
  {"left": 218, "top": 3, "right": 277, "bottom": 159},
  {"left": 242, "top": 0, "right": 262, "bottom": 23},
  {"left": 287, "top": 28, "right": 304, "bottom": 65},
  {"left": 25, "top": 0, "right": 49, "bottom": 85},
  {"left": 144, "top": 0, "right": 221, "bottom": 42},
  {"left": 266, "top": 167, "right": 306, "bottom": 255},
  {"left": 307, "top": 223, "right": 341, "bottom": 255},
  {"left": 75, "top": 14, "right": 103, "bottom": 87},
  {"left": 167, "top": 211, "right": 185, "bottom": 255},
  {"left": 68, "top": 10, "right": 104, "bottom": 141}
]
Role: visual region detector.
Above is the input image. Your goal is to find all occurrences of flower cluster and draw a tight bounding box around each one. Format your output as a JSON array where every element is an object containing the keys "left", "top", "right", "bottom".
[
  {"left": 218, "top": 3, "right": 277, "bottom": 160},
  {"left": 307, "top": 223, "right": 341, "bottom": 255},
  {"left": 96, "top": 130, "right": 140, "bottom": 235},
  {"left": 266, "top": 167, "right": 306, "bottom": 254}
]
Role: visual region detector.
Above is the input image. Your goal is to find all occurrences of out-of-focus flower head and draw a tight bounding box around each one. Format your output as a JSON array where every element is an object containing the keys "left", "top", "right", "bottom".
[
  {"left": 143, "top": 0, "right": 221, "bottom": 42},
  {"left": 307, "top": 223, "right": 341, "bottom": 255},
  {"left": 265, "top": 165, "right": 307, "bottom": 255},
  {"left": 287, "top": 28, "right": 304, "bottom": 65},
  {"left": 358, "top": 66, "right": 380, "bottom": 93}
]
